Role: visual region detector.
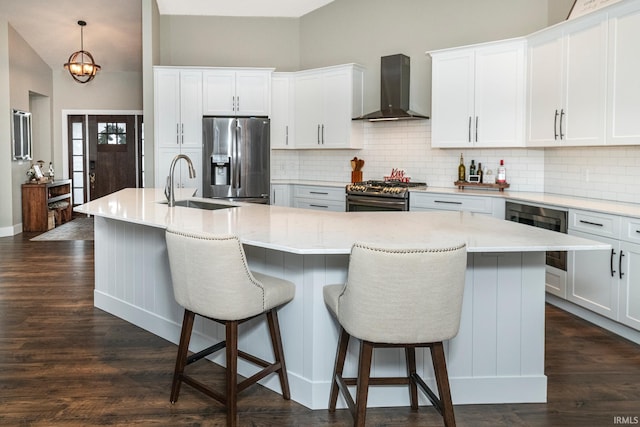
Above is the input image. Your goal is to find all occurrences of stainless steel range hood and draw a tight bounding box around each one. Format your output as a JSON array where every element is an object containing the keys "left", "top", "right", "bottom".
[{"left": 354, "top": 54, "right": 429, "bottom": 121}]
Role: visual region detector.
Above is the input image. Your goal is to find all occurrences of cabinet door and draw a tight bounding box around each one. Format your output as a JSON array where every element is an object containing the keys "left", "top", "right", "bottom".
[
  {"left": 474, "top": 41, "right": 525, "bottom": 147},
  {"left": 156, "top": 148, "right": 202, "bottom": 196},
  {"left": 294, "top": 72, "right": 323, "bottom": 147},
  {"left": 431, "top": 50, "right": 475, "bottom": 147},
  {"left": 155, "top": 69, "right": 181, "bottom": 148},
  {"left": 271, "top": 184, "right": 291, "bottom": 206},
  {"left": 236, "top": 71, "right": 271, "bottom": 116},
  {"left": 563, "top": 18, "right": 607, "bottom": 146},
  {"left": 568, "top": 230, "right": 619, "bottom": 320},
  {"left": 203, "top": 70, "right": 236, "bottom": 116},
  {"left": 179, "top": 147, "right": 203, "bottom": 197},
  {"left": 321, "top": 68, "right": 352, "bottom": 147},
  {"left": 607, "top": 6, "right": 640, "bottom": 145},
  {"left": 180, "top": 71, "right": 203, "bottom": 148},
  {"left": 271, "top": 74, "right": 293, "bottom": 148},
  {"left": 527, "top": 31, "right": 564, "bottom": 147},
  {"left": 618, "top": 241, "right": 640, "bottom": 330}
]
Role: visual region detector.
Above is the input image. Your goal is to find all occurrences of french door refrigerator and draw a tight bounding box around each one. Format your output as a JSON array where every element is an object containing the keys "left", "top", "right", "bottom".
[{"left": 202, "top": 117, "right": 270, "bottom": 204}]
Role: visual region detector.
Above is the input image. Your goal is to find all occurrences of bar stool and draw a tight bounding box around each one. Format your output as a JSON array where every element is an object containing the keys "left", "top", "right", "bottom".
[
  {"left": 165, "top": 227, "right": 295, "bottom": 427},
  {"left": 323, "top": 241, "right": 467, "bottom": 427}
]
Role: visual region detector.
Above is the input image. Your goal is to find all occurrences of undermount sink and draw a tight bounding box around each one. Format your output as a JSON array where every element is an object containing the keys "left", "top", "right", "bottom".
[{"left": 160, "top": 199, "right": 238, "bottom": 210}]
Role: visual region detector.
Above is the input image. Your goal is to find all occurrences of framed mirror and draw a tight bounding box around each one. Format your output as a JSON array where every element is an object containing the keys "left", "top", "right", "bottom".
[{"left": 12, "top": 109, "right": 33, "bottom": 161}]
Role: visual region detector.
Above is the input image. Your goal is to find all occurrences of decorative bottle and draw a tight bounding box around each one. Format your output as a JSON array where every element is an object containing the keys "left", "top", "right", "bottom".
[
  {"left": 470, "top": 160, "right": 476, "bottom": 176},
  {"left": 478, "top": 162, "right": 483, "bottom": 183},
  {"left": 458, "top": 153, "right": 466, "bottom": 182},
  {"left": 497, "top": 160, "right": 507, "bottom": 184}
]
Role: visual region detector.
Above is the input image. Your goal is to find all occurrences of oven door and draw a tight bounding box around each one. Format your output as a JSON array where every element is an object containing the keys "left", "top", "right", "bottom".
[{"left": 346, "top": 194, "right": 408, "bottom": 212}]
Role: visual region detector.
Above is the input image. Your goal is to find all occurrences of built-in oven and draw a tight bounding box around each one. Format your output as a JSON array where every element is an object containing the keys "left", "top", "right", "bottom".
[
  {"left": 346, "top": 194, "right": 409, "bottom": 212},
  {"left": 505, "top": 201, "right": 568, "bottom": 271}
]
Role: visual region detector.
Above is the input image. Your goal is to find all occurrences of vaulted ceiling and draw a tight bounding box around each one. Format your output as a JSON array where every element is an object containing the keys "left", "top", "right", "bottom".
[{"left": 0, "top": 0, "right": 334, "bottom": 74}]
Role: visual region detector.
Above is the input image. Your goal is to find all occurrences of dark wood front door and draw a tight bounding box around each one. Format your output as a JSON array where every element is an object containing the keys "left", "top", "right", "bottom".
[{"left": 87, "top": 115, "right": 137, "bottom": 200}]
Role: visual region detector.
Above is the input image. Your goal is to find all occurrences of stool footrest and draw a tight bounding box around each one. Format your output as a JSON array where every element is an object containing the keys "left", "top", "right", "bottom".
[{"left": 186, "top": 341, "right": 226, "bottom": 365}]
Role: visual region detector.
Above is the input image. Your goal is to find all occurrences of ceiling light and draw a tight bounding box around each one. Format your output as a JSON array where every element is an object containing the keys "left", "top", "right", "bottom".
[{"left": 64, "top": 20, "right": 101, "bottom": 84}]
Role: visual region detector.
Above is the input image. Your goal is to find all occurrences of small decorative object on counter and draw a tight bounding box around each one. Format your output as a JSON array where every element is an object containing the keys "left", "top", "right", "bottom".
[
  {"left": 497, "top": 160, "right": 507, "bottom": 184},
  {"left": 469, "top": 160, "right": 476, "bottom": 176},
  {"left": 458, "top": 153, "right": 466, "bottom": 182},
  {"left": 48, "top": 162, "right": 55, "bottom": 181},
  {"left": 478, "top": 163, "right": 483, "bottom": 183}
]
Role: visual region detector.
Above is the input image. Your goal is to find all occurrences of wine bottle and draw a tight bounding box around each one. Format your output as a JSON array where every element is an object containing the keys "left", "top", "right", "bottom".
[
  {"left": 470, "top": 160, "right": 476, "bottom": 176},
  {"left": 478, "top": 162, "right": 483, "bottom": 183},
  {"left": 497, "top": 160, "right": 507, "bottom": 184},
  {"left": 458, "top": 153, "right": 466, "bottom": 182}
]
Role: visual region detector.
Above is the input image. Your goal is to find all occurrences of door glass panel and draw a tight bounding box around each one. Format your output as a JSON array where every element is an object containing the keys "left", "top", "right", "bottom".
[{"left": 97, "top": 121, "right": 127, "bottom": 145}]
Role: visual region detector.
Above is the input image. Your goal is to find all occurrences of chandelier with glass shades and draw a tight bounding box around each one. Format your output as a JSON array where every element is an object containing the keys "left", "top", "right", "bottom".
[{"left": 64, "top": 20, "right": 101, "bottom": 83}]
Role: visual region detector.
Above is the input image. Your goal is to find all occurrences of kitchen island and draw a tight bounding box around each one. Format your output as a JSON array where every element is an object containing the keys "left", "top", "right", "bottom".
[{"left": 75, "top": 188, "right": 608, "bottom": 410}]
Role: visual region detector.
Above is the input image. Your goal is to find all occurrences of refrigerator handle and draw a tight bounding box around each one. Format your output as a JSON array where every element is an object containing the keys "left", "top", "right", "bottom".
[{"left": 234, "top": 121, "right": 241, "bottom": 190}]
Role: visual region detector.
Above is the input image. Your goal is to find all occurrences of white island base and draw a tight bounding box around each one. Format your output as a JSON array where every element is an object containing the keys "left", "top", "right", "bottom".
[{"left": 94, "top": 216, "right": 546, "bottom": 410}]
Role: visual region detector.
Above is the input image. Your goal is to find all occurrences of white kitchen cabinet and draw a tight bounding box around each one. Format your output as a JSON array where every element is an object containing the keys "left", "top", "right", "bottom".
[
  {"left": 409, "top": 192, "right": 504, "bottom": 218},
  {"left": 271, "top": 73, "right": 295, "bottom": 149},
  {"left": 527, "top": 16, "right": 607, "bottom": 147},
  {"left": 568, "top": 210, "right": 621, "bottom": 320},
  {"left": 430, "top": 38, "right": 526, "bottom": 148},
  {"left": 270, "top": 184, "right": 291, "bottom": 207},
  {"left": 292, "top": 185, "right": 345, "bottom": 212},
  {"left": 154, "top": 67, "right": 203, "bottom": 149},
  {"left": 294, "top": 64, "right": 364, "bottom": 149},
  {"left": 154, "top": 67, "right": 203, "bottom": 194},
  {"left": 606, "top": 3, "right": 640, "bottom": 145},
  {"left": 156, "top": 147, "right": 202, "bottom": 197},
  {"left": 202, "top": 68, "right": 273, "bottom": 117},
  {"left": 618, "top": 217, "right": 640, "bottom": 329}
]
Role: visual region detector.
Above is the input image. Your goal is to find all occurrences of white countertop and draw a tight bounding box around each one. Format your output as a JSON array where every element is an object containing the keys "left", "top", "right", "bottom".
[{"left": 75, "top": 188, "right": 608, "bottom": 255}]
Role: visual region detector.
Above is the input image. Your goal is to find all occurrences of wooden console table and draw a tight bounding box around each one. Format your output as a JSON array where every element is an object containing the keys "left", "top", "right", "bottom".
[{"left": 22, "top": 180, "right": 72, "bottom": 232}]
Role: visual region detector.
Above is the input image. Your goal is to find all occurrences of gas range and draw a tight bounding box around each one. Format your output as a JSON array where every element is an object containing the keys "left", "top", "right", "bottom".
[{"left": 346, "top": 180, "right": 428, "bottom": 199}]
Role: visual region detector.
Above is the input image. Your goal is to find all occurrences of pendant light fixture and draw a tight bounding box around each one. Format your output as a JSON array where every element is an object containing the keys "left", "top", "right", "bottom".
[{"left": 64, "top": 20, "right": 101, "bottom": 83}]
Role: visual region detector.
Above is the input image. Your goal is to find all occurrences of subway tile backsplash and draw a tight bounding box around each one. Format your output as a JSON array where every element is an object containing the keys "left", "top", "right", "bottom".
[{"left": 271, "top": 121, "right": 640, "bottom": 204}]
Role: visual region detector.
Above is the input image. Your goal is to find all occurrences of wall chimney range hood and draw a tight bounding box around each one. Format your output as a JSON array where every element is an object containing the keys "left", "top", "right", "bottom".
[{"left": 354, "top": 54, "right": 429, "bottom": 121}]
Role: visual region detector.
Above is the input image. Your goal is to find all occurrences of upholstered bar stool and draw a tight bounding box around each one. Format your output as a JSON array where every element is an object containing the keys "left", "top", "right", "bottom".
[
  {"left": 323, "top": 241, "right": 467, "bottom": 427},
  {"left": 165, "top": 227, "right": 295, "bottom": 427}
]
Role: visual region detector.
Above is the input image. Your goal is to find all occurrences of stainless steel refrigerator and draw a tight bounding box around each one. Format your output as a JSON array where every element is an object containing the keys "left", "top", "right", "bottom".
[{"left": 202, "top": 117, "right": 270, "bottom": 204}]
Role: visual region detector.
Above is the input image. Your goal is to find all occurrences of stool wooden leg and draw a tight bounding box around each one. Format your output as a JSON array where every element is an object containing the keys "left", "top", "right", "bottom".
[
  {"left": 170, "top": 309, "right": 195, "bottom": 403},
  {"left": 431, "top": 342, "right": 456, "bottom": 427},
  {"left": 354, "top": 340, "right": 374, "bottom": 427},
  {"left": 226, "top": 321, "right": 239, "bottom": 427},
  {"left": 266, "top": 309, "right": 290, "bottom": 400},
  {"left": 328, "top": 327, "right": 350, "bottom": 411},
  {"left": 405, "top": 347, "right": 419, "bottom": 410}
]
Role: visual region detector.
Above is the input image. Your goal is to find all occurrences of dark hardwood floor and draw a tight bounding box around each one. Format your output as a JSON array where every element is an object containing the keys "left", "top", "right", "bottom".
[{"left": 1, "top": 232, "right": 639, "bottom": 426}]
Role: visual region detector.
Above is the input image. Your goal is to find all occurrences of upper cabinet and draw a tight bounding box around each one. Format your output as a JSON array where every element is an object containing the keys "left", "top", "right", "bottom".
[
  {"left": 271, "top": 73, "right": 295, "bottom": 149},
  {"left": 606, "top": 3, "right": 640, "bottom": 146},
  {"left": 430, "top": 38, "right": 526, "bottom": 148},
  {"left": 527, "top": 16, "right": 607, "bottom": 147},
  {"left": 202, "top": 68, "right": 273, "bottom": 117},
  {"left": 154, "top": 67, "right": 203, "bottom": 149},
  {"left": 293, "top": 64, "right": 364, "bottom": 149}
]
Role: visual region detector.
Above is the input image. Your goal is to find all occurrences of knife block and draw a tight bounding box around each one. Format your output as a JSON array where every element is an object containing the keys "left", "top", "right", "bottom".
[{"left": 351, "top": 171, "right": 362, "bottom": 183}]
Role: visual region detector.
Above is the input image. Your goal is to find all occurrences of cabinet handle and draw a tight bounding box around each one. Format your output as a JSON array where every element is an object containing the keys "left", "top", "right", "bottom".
[
  {"left": 322, "top": 124, "right": 325, "bottom": 144},
  {"left": 468, "top": 116, "right": 472, "bottom": 143},
  {"left": 619, "top": 250, "right": 625, "bottom": 280},
  {"left": 554, "top": 110, "right": 559, "bottom": 140},
  {"left": 559, "top": 109, "right": 565, "bottom": 140},
  {"left": 579, "top": 219, "right": 603, "bottom": 227},
  {"left": 610, "top": 249, "right": 617, "bottom": 277},
  {"left": 435, "top": 200, "right": 462, "bottom": 205},
  {"left": 176, "top": 123, "right": 180, "bottom": 145},
  {"left": 236, "top": 96, "right": 240, "bottom": 111},
  {"left": 181, "top": 123, "right": 184, "bottom": 145},
  {"left": 475, "top": 116, "right": 479, "bottom": 142},
  {"left": 285, "top": 125, "right": 289, "bottom": 145},
  {"left": 310, "top": 204, "right": 329, "bottom": 209},
  {"left": 317, "top": 124, "right": 320, "bottom": 144},
  {"left": 310, "top": 191, "right": 329, "bottom": 195},
  {"left": 636, "top": 229, "right": 640, "bottom": 234}
]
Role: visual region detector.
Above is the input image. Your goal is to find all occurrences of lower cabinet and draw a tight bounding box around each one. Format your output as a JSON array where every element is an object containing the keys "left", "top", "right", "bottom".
[
  {"left": 409, "top": 192, "right": 505, "bottom": 218},
  {"left": 156, "top": 148, "right": 202, "bottom": 197},
  {"left": 270, "top": 184, "right": 291, "bottom": 207},
  {"left": 567, "top": 209, "right": 640, "bottom": 330},
  {"left": 292, "top": 185, "right": 345, "bottom": 212}
]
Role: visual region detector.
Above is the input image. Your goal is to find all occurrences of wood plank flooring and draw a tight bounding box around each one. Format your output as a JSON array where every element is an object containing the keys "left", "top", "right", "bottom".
[{"left": 1, "top": 232, "right": 640, "bottom": 426}]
